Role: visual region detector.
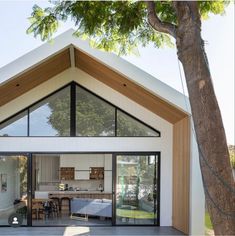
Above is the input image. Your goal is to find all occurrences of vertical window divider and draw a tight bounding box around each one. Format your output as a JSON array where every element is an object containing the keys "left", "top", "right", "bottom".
[
  {"left": 115, "top": 108, "right": 117, "bottom": 137},
  {"left": 70, "top": 82, "right": 76, "bottom": 136},
  {"left": 112, "top": 154, "right": 117, "bottom": 225},
  {"left": 27, "top": 109, "right": 30, "bottom": 137},
  {"left": 27, "top": 153, "right": 32, "bottom": 226},
  {"left": 157, "top": 153, "right": 161, "bottom": 226},
  {"left": 153, "top": 155, "right": 157, "bottom": 225}
]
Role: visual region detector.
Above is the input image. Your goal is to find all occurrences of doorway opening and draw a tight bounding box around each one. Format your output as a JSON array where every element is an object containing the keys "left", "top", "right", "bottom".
[
  {"left": 0, "top": 152, "right": 160, "bottom": 227},
  {"left": 31, "top": 154, "right": 112, "bottom": 226},
  {"left": 0, "top": 155, "right": 28, "bottom": 226},
  {"left": 114, "top": 154, "right": 160, "bottom": 226}
]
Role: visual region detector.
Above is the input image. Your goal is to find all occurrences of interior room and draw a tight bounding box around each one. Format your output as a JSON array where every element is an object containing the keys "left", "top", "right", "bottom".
[
  {"left": 0, "top": 153, "right": 159, "bottom": 227},
  {"left": 32, "top": 153, "right": 112, "bottom": 226},
  {"left": 0, "top": 155, "right": 28, "bottom": 225}
]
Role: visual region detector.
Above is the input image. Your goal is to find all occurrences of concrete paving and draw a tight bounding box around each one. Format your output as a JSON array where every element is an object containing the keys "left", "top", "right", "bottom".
[{"left": 0, "top": 226, "right": 184, "bottom": 236}]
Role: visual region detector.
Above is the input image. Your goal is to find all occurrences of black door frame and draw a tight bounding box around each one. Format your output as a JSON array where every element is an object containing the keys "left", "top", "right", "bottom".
[
  {"left": 112, "top": 152, "right": 161, "bottom": 226},
  {"left": 27, "top": 153, "right": 33, "bottom": 226},
  {"left": 0, "top": 151, "right": 160, "bottom": 227}
]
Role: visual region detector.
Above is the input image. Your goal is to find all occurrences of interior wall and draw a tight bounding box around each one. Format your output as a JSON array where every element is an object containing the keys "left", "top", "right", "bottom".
[
  {"left": 0, "top": 157, "right": 18, "bottom": 211},
  {"left": 0, "top": 68, "right": 173, "bottom": 226}
]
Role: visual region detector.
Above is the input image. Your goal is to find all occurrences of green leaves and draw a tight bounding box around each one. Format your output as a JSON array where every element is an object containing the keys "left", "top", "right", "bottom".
[
  {"left": 198, "top": 0, "right": 230, "bottom": 19},
  {"left": 155, "top": 1, "right": 177, "bottom": 24},
  {"left": 27, "top": 4, "right": 59, "bottom": 41},
  {"left": 27, "top": 1, "right": 230, "bottom": 55}
]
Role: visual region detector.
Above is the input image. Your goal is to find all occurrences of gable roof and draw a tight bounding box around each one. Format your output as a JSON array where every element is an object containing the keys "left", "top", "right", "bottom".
[{"left": 0, "top": 29, "right": 190, "bottom": 124}]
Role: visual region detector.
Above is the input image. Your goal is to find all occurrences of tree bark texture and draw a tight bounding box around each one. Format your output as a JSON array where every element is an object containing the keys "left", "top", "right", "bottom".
[
  {"left": 174, "top": 2, "right": 235, "bottom": 235},
  {"left": 147, "top": 1, "right": 235, "bottom": 235}
]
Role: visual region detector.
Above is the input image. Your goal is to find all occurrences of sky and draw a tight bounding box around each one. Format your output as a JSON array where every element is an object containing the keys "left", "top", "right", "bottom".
[{"left": 0, "top": 1, "right": 234, "bottom": 145}]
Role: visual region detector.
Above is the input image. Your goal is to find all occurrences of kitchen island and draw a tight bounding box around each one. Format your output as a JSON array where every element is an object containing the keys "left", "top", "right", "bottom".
[
  {"left": 35, "top": 191, "right": 112, "bottom": 200},
  {"left": 48, "top": 191, "right": 112, "bottom": 200},
  {"left": 34, "top": 191, "right": 112, "bottom": 214}
]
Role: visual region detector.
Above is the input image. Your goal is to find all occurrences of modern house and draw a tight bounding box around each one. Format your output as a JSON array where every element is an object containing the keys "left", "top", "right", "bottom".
[{"left": 0, "top": 29, "right": 204, "bottom": 235}]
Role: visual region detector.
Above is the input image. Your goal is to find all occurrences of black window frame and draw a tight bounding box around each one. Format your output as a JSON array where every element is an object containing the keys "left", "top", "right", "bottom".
[
  {"left": 0, "top": 151, "right": 160, "bottom": 227},
  {"left": 0, "top": 82, "right": 161, "bottom": 138}
]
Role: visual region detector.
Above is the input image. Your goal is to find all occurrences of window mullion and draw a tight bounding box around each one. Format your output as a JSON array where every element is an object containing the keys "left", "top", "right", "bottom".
[{"left": 70, "top": 82, "right": 76, "bottom": 137}]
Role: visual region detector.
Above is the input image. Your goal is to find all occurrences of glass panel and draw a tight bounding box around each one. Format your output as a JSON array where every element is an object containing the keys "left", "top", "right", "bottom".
[
  {"left": 32, "top": 154, "right": 112, "bottom": 226},
  {"left": 117, "top": 110, "right": 159, "bottom": 137},
  {"left": 116, "top": 155, "right": 157, "bottom": 225},
  {"left": 29, "top": 86, "right": 70, "bottom": 136},
  {"left": 76, "top": 86, "right": 115, "bottom": 136},
  {"left": 0, "top": 111, "right": 28, "bottom": 136},
  {"left": 0, "top": 155, "right": 27, "bottom": 226}
]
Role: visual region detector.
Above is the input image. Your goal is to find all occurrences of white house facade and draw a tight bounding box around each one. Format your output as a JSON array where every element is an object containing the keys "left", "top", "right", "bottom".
[{"left": 0, "top": 30, "right": 204, "bottom": 235}]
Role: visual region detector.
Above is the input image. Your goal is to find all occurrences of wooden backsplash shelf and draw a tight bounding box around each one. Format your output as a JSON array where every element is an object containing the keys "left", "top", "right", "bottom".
[
  {"left": 90, "top": 167, "right": 104, "bottom": 180},
  {"left": 60, "top": 167, "right": 75, "bottom": 180}
]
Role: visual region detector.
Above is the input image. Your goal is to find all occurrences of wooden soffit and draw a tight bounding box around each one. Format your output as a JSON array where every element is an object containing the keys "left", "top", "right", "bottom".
[
  {"left": 0, "top": 49, "right": 71, "bottom": 106},
  {"left": 0, "top": 46, "right": 187, "bottom": 124},
  {"left": 75, "top": 48, "right": 187, "bottom": 124}
]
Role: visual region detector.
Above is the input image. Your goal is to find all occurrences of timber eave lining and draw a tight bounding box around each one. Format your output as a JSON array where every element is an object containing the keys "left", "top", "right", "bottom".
[
  {"left": 74, "top": 48, "right": 187, "bottom": 124},
  {"left": 0, "top": 46, "right": 187, "bottom": 124},
  {"left": 0, "top": 49, "right": 71, "bottom": 106}
]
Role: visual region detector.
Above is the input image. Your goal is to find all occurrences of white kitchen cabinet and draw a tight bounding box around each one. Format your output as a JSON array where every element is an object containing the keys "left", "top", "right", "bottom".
[{"left": 104, "top": 154, "right": 112, "bottom": 192}]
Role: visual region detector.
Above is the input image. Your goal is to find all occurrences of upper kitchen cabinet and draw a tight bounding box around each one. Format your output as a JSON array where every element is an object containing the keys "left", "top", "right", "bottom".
[
  {"left": 60, "top": 167, "right": 75, "bottom": 180},
  {"left": 89, "top": 167, "right": 104, "bottom": 179}
]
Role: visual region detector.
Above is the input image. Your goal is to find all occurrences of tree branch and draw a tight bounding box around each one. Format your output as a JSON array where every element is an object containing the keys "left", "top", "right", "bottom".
[{"left": 146, "top": 1, "right": 176, "bottom": 38}]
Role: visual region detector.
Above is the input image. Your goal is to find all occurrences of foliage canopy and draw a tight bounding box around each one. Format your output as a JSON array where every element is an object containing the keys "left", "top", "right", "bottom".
[{"left": 27, "top": 1, "right": 230, "bottom": 55}]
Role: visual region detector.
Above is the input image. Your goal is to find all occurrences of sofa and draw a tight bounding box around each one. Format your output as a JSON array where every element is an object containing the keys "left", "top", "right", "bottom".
[{"left": 71, "top": 198, "right": 112, "bottom": 218}]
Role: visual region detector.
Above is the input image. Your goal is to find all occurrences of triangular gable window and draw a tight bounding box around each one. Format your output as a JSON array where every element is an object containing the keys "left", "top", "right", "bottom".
[
  {"left": 0, "top": 110, "right": 28, "bottom": 136},
  {"left": 0, "top": 82, "right": 160, "bottom": 137},
  {"left": 117, "top": 110, "right": 160, "bottom": 137}
]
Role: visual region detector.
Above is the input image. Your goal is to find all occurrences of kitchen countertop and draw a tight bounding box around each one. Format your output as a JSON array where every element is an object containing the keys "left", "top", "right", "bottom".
[{"left": 47, "top": 191, "right": 112, "bottom": 194}]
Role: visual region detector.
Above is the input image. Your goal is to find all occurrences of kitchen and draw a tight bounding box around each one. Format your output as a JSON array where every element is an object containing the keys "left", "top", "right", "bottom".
[
  {"left": 32, "top": 153, "right": 112, "bottom": 225},
  {"left": 33, "top": 154, "right": 112, "bottom": 198}
]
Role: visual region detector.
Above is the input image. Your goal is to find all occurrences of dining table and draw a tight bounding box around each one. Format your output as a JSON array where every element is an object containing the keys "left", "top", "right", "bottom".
[{"left": 32, "top": 198, "right": 54, "bottom": 220}]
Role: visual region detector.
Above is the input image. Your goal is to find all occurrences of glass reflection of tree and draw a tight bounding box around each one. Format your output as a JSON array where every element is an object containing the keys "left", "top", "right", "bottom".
[
  {"left": 131, "top": 156, "right": 155, "bottom": 209},
  {"left": 120, "top": 163, "right": 125, "bottom": 206},
  {"left": 47, "top": 89, "right": 71, "bottom": 136},
  {"left": 76, "top": 87, "right": 115, "bottom": 136},
  {"left": 47, "top": 85, "right": 157, "bottom": 137},
  {"left": 140, "top": 158, "right": 155, "bottom": 211},
  {"left": 18, "top": 156, "right": 27, "bottom": 196},
  {"left": 117, "top": 112, "right": 153, "bottom": 136}
]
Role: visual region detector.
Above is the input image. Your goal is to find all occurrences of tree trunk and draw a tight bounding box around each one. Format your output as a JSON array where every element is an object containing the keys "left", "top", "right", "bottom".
[{"left": 175, "top": 2, "right": 235, "bottom": 235}]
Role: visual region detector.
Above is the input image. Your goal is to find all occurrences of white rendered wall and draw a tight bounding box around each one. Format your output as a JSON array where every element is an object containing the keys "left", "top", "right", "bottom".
[{"left": 0, "top": 68, "right": 174, "bottom": 227}]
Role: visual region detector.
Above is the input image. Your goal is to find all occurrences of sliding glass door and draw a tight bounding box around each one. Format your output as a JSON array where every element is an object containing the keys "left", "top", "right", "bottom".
[
  {"left": 115, "top": 154, "right": 159, "bottom": 225},
  {"left": 0, "top": 155, "right": 28, "bottom": 226},
  {"left": 31, "top": 153, "right": 112, "bottom": 226}
]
